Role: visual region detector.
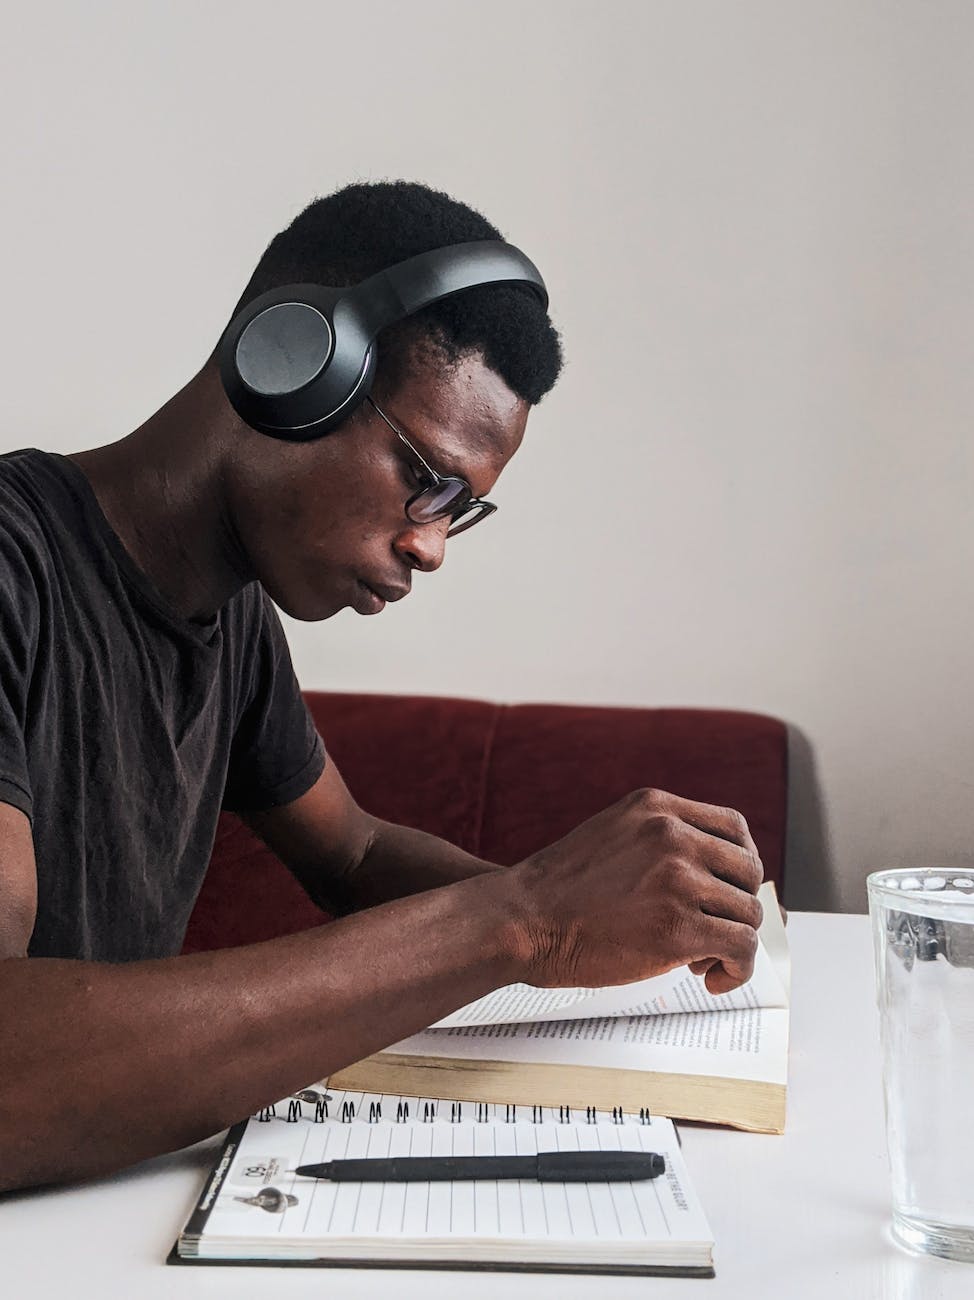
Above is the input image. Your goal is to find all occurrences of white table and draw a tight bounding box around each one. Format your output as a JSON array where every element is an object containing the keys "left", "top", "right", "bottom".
[{"left": 3, "top": 913, "right": 971, "bottom": 1297}]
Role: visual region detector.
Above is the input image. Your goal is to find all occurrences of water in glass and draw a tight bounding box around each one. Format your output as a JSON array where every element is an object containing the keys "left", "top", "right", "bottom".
[{"left": 870, "top": 869, "right": 974, "bottom": 1262}]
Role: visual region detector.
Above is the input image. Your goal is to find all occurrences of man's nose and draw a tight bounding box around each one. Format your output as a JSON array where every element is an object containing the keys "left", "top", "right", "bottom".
[{"left": 394, "top": 519, "right": 450, "bottom": 573}]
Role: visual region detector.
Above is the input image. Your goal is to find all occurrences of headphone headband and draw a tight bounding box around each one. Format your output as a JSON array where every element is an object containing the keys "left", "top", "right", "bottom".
[
  {"left": 349, "top": 240, "right": 547, "bottom": 334},
  {"left": 218, "top": 240, "right": 548, "bottom": 440}
]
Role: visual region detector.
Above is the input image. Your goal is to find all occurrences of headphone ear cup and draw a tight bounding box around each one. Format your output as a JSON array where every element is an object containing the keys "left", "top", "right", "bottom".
[
  {"left": 261, "top": 339, "right": 376, "bottom": 439},
  {"left": 312, "top": 342, "right": 377, "bottom": 435},
  {"left": 219, "top": 286, "right": 367, "bottom": 440},
  {"left": 234, "top": 302, "right": 334, "bottom": 399}
]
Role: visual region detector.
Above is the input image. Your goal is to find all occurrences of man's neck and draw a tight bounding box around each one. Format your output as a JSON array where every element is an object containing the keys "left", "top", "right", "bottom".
[{"left": 67, "top": 366, "right": 254, "bottom": 622}]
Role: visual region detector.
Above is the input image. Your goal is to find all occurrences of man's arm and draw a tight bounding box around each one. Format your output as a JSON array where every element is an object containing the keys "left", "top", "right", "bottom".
[
  {"left": 242, "top": 760, "right": 501, "bottom": 915},
  {"left": 1, "top": 783, "right": 763, "bottom": 1195},
  {"left": 0, "top": 799, "right": 523, "bottom": 1194}
]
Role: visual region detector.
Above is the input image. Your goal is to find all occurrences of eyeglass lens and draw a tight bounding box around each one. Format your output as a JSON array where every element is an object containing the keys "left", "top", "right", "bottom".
[{"left": 407, "top": 480, "right": 471, "bottom": 524}]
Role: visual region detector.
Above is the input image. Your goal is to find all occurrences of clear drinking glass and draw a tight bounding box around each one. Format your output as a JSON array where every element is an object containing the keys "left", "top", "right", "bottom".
[{"left": 868, "top": 868, "right": 974, "bottom": 1261}]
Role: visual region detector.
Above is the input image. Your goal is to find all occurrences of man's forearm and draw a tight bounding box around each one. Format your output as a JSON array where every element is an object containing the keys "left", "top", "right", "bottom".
[
  {"left": 0, "top": 870, "right": 525, "bottom": 1194},
  {"left": 324, "top": 818, "right": 503, "bottom": 913}
]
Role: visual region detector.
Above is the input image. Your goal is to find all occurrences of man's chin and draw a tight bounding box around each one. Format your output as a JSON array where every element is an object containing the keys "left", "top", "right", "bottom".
[
  {"left": 263, "top": 587, "right": 345, "bottom": 623},
  {"left": 260, "top": 575, "right": 385, "bottom": 623}
]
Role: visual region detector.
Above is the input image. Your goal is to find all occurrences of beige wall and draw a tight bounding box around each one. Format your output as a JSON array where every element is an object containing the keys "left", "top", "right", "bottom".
[{"left": 2, "top": 1, "right": 971, "bottom": 912}]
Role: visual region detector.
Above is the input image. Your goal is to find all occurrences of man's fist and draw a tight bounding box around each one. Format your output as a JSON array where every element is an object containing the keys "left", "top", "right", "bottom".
[{"left": 501, "top": 788, "right": 764, "bottom": 995}]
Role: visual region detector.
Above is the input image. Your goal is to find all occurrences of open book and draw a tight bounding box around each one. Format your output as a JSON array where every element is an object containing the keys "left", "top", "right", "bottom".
[
  {"left": 332, "top": 882, "right": 789, "bottom": 1133},
  {"left": 173, "top": 1089, "right": 715, "bottom": 1276}
]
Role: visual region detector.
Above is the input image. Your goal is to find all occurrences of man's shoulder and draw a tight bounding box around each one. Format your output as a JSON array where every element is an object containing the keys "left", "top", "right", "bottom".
[
  {"left": 0, "top": 450, "right": 76, "bottom": 611},
  {"left": 0, "top": 449, "right": 68, "bottom": 529}
]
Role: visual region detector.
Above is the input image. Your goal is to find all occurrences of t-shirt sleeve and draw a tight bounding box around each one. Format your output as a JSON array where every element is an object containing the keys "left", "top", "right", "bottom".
[
  {"left": 222, "top": 590, "right": 325, "bottom": 814},
  {"left": 0, "top": 537, "right": 39, "bottom": 821}
]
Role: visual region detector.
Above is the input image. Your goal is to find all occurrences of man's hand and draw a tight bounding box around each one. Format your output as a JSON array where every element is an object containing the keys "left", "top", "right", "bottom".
[{"left": 502, "top": 788, "right": 764, "bottom": 995}]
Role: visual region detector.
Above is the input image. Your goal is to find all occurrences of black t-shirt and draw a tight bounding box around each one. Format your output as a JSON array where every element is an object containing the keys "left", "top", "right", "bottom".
[{"left": 0, "top": 449, "right": 325, "bottom": 961}]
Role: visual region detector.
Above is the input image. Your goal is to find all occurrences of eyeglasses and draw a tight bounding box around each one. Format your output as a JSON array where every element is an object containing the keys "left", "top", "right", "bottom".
[{"left": 365, "top": 395, "right": 497, "bottom": 537}]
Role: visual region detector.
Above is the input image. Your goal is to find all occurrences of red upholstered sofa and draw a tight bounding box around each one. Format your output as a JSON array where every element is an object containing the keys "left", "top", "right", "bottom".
[{"left": 182, "top": 692, "right": 788, "bottom": 953}]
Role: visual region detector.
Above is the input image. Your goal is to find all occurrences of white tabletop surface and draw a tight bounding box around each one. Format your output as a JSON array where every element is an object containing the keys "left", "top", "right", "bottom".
[{"left": 3, "top": 912, "right": 972, "bottom": 1298}]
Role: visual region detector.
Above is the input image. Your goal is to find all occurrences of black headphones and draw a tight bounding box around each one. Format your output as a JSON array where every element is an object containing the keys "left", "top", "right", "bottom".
[{"left": 217, "top": 240, "right": 548, "bottom": 440}]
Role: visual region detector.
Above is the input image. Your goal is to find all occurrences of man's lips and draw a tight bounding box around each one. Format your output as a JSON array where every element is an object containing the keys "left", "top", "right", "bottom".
[
  {"left": 356, "top": 579, "right": 411, "bottom": 612},
  {"left": 360, "top": 579, "right": 410, "bottom": 603}
]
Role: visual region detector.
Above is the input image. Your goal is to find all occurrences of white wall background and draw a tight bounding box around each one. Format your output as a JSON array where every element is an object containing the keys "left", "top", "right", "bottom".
[{"left": 1, "top": 1, "right": 971, "bottom": 912}]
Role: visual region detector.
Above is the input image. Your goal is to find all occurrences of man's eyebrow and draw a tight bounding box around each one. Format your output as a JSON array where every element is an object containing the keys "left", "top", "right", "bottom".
[
  {"left": 433, "top": 448, "right": 474, "bottom": 483},
  {"left": 409, "top": 431, "right": 474, "bottom": 487}
]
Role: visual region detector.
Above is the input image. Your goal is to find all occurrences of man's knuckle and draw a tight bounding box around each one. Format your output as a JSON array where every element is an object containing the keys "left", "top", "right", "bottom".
[
  {"left": 646, "top": 812, "right": 684, "bottom": 848},
  {"left": 719, "top": 806, "right": 746, "bottom": 837},
  {"left": 630, "top": 787, "right": 664, "bottom": 813},
  {"left": 666, "top": 853, "right": 688, "bottom": 882},
  {"left": 745, "top": 852, "right": 764, "bottom": 889},
  {"left": 669, "top": 857, "right": 701, "bottom": 899}
]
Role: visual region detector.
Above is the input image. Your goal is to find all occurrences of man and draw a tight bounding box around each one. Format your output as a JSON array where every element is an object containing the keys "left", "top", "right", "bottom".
[{"left": 0, "top": 181, "right": 763, "bottom": 1193}]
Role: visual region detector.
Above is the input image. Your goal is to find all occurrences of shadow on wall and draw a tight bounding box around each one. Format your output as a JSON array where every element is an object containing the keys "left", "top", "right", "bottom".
[{"left": 784, "top": 724, "right": 839, "bottom": 913}]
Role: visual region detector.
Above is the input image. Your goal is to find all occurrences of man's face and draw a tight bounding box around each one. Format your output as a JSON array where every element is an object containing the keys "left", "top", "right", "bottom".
[{"left": 227, "top": 351, "right": 530, "bottom": 621}]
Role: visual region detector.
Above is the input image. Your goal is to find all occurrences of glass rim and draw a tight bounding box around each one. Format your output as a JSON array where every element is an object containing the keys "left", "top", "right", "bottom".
[{"left": 867, "top": 867, "right": 974, "bottom": 916}]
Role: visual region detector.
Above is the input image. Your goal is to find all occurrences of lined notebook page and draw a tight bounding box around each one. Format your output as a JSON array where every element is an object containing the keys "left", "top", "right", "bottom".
[{"left": 195, "top": 1090, "right": 712, "bottom": 1252}]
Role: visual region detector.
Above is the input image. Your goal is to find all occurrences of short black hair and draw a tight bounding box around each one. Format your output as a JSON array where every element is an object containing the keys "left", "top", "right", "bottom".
[{"left": 231, "top": 180, "right": 563, "bottom": 405}]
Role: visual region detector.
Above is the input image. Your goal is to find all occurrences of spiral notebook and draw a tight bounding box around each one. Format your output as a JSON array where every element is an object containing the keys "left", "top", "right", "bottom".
[{"left": 171, "top": 1087, "right": 714, "bottom": 1276}]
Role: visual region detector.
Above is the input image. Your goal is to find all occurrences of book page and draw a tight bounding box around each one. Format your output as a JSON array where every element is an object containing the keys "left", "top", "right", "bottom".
[
  {"left": 433, "top": 881, "right": 787, "bottom": 1029},
  {"left": 189, "top": 1091, "right": 712, "bottom": 1256},
  {"left": 395, "top": 1005, "right": 789, "bottom": 1086},
  {"left": 758, "top": 880, "right": 790, "bottom": 996}
]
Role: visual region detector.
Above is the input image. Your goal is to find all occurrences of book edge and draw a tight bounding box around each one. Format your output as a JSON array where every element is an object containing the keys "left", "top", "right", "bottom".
[{"left": 330, "top": 1055, "right": 786, "bottom": 1134}]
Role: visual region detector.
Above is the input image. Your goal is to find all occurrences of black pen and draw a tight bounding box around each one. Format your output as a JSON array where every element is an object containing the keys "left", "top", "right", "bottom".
[{"left": 292, "top": 1150, "right": 665, "bottom": 1183}]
